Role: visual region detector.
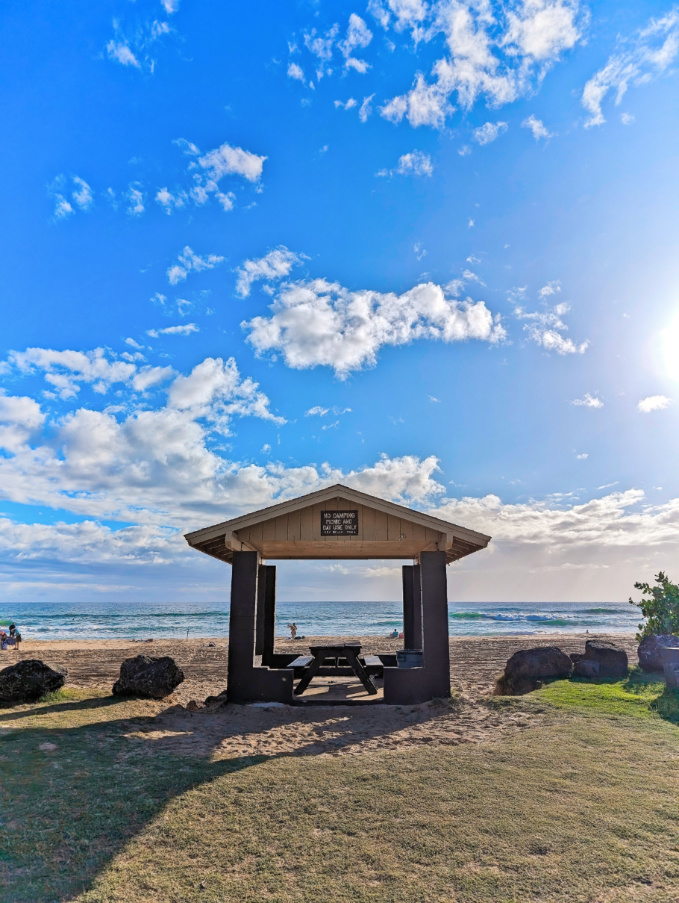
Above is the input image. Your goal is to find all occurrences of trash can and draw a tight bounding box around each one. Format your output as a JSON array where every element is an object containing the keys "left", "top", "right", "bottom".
[{"left": 396, "top": 649, "right": 423, "bottom": 668}]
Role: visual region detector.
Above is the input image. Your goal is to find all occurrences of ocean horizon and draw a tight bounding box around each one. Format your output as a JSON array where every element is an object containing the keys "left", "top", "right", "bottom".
[{"left": 3, "top": 599, "right": 641, "bottom": 642}]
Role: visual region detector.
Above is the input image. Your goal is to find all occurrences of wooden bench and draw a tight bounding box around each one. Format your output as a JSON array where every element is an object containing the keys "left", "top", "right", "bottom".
[
  {"left": 362, "top": 655, "right": 382, "bottom": 668},
  {"left": 287, "top": 655, "right": 313, "bottom": 669}
]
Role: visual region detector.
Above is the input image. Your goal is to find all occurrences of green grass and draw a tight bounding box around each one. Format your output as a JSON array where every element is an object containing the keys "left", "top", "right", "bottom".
[
  {"left": 2, "top": 681, "right": 679, "bottom": 902},
  {"left": 536, "top": 668, "right": 679, "bottom": 723}
]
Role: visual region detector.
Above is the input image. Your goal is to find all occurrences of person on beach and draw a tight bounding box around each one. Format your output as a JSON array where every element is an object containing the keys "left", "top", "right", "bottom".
[
  {"left": 9, "top": 624, "right": 21, "bottom": 649},
  {"left": 288, "top": 622, "right": 298, "bottom": 639}
]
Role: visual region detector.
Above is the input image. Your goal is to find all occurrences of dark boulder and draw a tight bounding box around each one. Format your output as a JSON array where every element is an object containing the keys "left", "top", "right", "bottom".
[
  {"left": 112, "top": 655, "right": 184, "bottom": 699},
  {"left": 579, "top": 640, "right": 628, "bottom": 679},
  {"left": 572, "top": 658, "right": 600, "bottom": 679},
  {"left": 0, "top": 659, "right": 66, "bottom": 704},
  {"left": 496, "top": 646, "right": 572, "bottom": 695},
  {"left": 638, "top": 635, "right": 679, "bottom": 672}
]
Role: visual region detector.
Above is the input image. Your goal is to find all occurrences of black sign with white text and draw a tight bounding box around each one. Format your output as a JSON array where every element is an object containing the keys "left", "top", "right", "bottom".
[{"left": 321, "top": 510, "right": 359, "bottom": 536}]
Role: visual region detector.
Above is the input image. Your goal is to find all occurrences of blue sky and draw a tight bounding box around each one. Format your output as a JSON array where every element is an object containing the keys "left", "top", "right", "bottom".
[{"left": 1, "top": 0, "right": 679, "bottom": 604}]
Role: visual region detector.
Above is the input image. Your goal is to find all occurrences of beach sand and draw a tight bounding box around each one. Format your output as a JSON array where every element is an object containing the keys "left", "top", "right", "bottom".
[{"left": 1, "top": 633, "right": 639, "bottom": 760}]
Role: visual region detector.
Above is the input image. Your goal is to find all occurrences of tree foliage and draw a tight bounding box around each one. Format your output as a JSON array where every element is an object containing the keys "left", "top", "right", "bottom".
[{"left": 630, "top": 572, "right": 679, "bottom": 639}]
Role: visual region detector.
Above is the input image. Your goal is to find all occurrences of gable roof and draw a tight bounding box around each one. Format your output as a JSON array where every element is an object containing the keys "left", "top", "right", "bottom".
[{"left": 185, "top": 483, "right": 491, "bottom": 565}]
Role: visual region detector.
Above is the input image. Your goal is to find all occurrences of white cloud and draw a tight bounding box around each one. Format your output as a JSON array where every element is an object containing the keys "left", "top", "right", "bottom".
[
  {"left": 244, "top": 277, "right": 505, "bottom": 377},
  {"left": 235, "top": 247, "right": 305, "bottom": 297},
  {"left": 155, "top": 187, "right": 186, "bottom": 213},
  {"left": 397, "top": 149, "right": 433, "bottom": 176},
  {"left": 106, "top": 40, "right": 140, "bottom": 68},
  {"left": 72, "top": 176, "right": 93, "bottom": 210},
  {"left": 287, "top": 62, "right": 305, "bottom": 82},
  {"left": 196, "top": 141, "right": 266, "bottom": 183},
  {"left": 521, "top": 114, "right": 553, "bottom": 139},
  {"left": 473, "top": 121, "right": 508, "bottom": 145},
  {"left": 582, "top": 9, "right": 679, "bottom": 127},
  {"left": 359, "top": 94, "right": 375, "bottom": 122},
  {"left": 378, "top": 149, "right": 434, "bottom": 177},
  {"left": 126, "top": 184, "right": 145, "bottom": 216},
  {"left": 538, "top": 280, "right": 561, "bottom": 298},
  {"left": 620, "top": 112, "right": 635, "bottom": 125},
  {"left": 161, "top": 0, "right": 179, "bottom": 13},
  {"left": 334, "top": 98, "right": 358, "bottom": 110},
  {"left": 166, "top": 246, "right": 224, "bottom": 285},
  {"left": 9, "top": 347, "right": 137, "bottom": 399},
  {"left": 53, "top": 195, "right": 74, "bottom": 219},
  {"left": 515, "top": 301, "right": 588, "bottom": 355},
  {"left": 638, "top": 395, "right": 673, "bottom": 413},
  {"left": 576, "top": 452, "right": 588, "bottom": 459},
  {"left": 373, "top": 0, "right": 582, "bottom": 130},
  {"left": 572, "top": 394, "right": 603, "bottom": 408},
  {"left": 131, "top": 366, "right": 175, "bottom": 392},
  {"left": 0, "top": 393, "right": 46, "bottom": 453},
  {"left": 305, "top": 406, "right": 329, "bottom": 416},
  {"left": 147, "top": 324, "right": 199, "bottom": 338}
]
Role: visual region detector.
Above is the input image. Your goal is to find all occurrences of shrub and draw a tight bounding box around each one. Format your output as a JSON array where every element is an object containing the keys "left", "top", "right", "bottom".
[{"left": 630, "top": 572, "right": 679, "bottom": 639}]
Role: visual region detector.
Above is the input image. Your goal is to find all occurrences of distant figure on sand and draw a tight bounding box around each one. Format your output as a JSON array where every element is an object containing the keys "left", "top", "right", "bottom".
[
  {"left": 288, "top": 622, "right": 298, "bottom": 639},
  {"left": 389, "top": 628, "right": 399, "bottom": 638}
]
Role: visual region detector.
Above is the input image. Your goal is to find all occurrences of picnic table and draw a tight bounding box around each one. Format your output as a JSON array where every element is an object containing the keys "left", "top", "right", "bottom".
[{"left": 288, "top": 642, "right": 378, "bottom": 696}]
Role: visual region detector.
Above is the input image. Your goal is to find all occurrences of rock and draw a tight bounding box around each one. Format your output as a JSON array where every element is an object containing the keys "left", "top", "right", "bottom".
[
  {"left": 497, "top": 646, "right": 572, "bottom": 695},
  {"left": 572, "top": 658, "right": 600, "bottom": 679},
  {"left": 663, "top": 664, "right": 679, "bottom": 690},
  {"left": 580, "top": 640, "right": 628, "bottom": 679},
  {"left": 204, "top": 689, "right": 228, "bottom": 708},
  {"left": 112, "top": 655, "right": 184, "bottom": 699},
  {"left": 186, "top": 700, "right": 202, "bottom": 712},
  {"left": 0, "top": 660, "right": 66, "bottom": 704},
  {"left": 638, "top": 635, "right": 679, "bottom": 672}
]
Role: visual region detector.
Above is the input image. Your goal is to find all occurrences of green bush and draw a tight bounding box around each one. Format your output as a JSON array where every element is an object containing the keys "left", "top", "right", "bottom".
[{"left": 630, "top": 571, "right": 679, "bottom": 639}]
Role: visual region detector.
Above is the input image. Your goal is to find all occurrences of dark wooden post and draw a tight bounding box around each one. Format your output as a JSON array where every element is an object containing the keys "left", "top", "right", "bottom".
[
  {"left": 420, "top": 550, "right": 450, "bottom": 698},
  {"left": 402, "top": 564, "right": 422, "bottom": 649},
  {"left": 227, "top": 551, "right": 259, "bottom": 703},
  {"left": 255, "top": 564, "right": 267, "bottom": 656},
  {"left": 228, "top": 552, "right": 291, "bottom": 704},
  {"left": 261, "top": 565, "right": 276, "bottom": 667}
]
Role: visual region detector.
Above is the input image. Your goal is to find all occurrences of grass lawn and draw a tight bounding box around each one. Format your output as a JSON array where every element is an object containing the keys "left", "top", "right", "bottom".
[{"left": 2, "top": 673, "right": 679, "bottom": 902}]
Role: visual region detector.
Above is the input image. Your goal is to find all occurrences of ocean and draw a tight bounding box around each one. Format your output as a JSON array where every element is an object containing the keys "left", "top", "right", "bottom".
[{"left": 3, "top": 599, "right": 641, "bottom": 642}]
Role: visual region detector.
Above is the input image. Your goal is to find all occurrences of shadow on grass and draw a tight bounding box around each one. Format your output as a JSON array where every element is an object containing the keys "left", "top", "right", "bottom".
[
  {"left": 0, "top": 691, "right": 470, "bottom": 901},
  {"left": 0, "top": 696, "right": 265, "bottom": 903}
]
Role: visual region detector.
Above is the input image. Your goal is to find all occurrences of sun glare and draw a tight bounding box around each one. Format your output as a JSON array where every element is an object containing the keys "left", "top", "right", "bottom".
[{"left": 662, "top": 312, "right": 679, "bottom": 380}]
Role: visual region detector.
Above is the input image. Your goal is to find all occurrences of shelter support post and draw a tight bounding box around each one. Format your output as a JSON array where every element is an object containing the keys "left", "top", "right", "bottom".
[
  {"left": 261, "top": 565, "right": 276, "bottom": 667},
  {"left": 402, "top": 564, "right": 422, "bottom": 650},
  {"left": 384, "top": 551, "right": 450, "bottom": 704},
  {"left": 227, "top": 551, "right": 292, "bottom": 704}
]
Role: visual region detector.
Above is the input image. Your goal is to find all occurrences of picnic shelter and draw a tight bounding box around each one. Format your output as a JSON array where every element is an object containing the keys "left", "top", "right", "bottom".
[{"left": 185, "top": 484, "right": 491, "bottom": 705}]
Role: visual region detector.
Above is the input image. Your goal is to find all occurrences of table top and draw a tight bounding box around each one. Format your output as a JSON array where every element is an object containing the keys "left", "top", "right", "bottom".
[{"left": 308, "top": 642, "right": 361, "bottom": 653}]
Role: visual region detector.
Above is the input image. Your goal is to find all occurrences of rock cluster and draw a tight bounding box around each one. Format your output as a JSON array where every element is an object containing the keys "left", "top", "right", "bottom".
[
  {"left": 496, "top": 639, "right": 629, "bottom": 695},
  {"left": 637, "top": 634, "right": 679, "bottom": 672},
  {"left": 0, "top": 660, "right": 66, "bottom": 704},
  {"left": 112, "top": 655, "right": 184, "bottom": 699},
  {"left": 571, "top": 640, "right": 628, "bottom": 679},
  {"left": 496, "top": 646, "right": 572, "bottom": 695}
]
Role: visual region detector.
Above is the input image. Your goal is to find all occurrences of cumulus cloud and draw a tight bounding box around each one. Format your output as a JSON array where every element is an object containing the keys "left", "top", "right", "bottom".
[
  {"left": 473, "top": 121, "right": 508, "bottom": 145},
  {"left": 235, "top": 247, "right": 305, "bottom": 298},
  {"left": 49, "top": 175, "right": 94, "bottom": 219},
  {"left": 538, "top": 280, "right": 561, "bottom": 299},
  {"left": 514, "top": 301, "right": 588, "bottom": 355},
  {"left": 582, "top": 8, "right": 679, "bottom": 127},
  {"left": 638, "top": 395, "right": 673, "bottom": 413},
  {"left": 243, "top": 277, "right": 505, "bottom": 377},
  {"left": 105, "top": 16, "right": 174, "bottom": 73},
  {"left": 0, "top": 393, "right": 46, "bottom": 453},
  {"left": 359, "top": 94, "right": 375, "bottom": 122},
  {"left": 572, "top": 393, "right": 603, "bottom": 408},
  {"left": 170, "top": 137, "right": 265, "bottom": 212},
  {"left": 166, "top": 246, "right": 224, "bottom": 285},
  {"left": 375, "top": 0, "right": 583, "bottom": 129},
  {"left": 146, "top": 324, "right": 199, "bottom": 338},
  {"left": 126, "top": 184, "right": 145, "bottom": 216},
  {"left": 377, "top": 149, "right": 434, "bottom": 177},
  {"left": 521, "top": 114, "right": 553, "bottom": 139},
  {"left": 287, "top": 62, "right": 305, "bottom": 82},
  {"left": 9, "top": 347, "right": 137, "bottom": 399}
]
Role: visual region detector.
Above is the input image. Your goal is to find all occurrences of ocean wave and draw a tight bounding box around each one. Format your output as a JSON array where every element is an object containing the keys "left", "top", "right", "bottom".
[{"left": 583, "top": 607, "right": 623, "bottom": 614}]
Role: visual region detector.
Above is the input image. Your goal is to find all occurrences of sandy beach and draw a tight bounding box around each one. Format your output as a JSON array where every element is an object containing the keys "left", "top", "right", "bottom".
[
  {"left": 5, "top": 632, "right": 639, "bottom": 702},
  {"left": 1, "top": 632, "right": 640, "bottom": 760}
]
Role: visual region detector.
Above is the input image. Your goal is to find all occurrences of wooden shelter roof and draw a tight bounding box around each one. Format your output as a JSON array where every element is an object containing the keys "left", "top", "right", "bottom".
[{"left": 185, "top": 483, "right": 491, "bottom": 565}]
